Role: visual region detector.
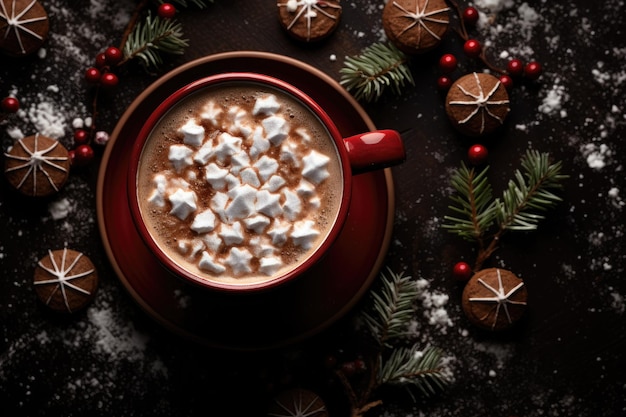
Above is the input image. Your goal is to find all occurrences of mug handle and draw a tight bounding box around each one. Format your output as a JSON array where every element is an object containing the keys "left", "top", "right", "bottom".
[{"left": 343, "top": 130, "right": 406, "bottom": 174}]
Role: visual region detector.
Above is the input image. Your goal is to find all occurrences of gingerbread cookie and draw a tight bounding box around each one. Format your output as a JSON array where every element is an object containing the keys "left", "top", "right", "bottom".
[
  {"left": 33, "top": 248, "right": 98, "bottom": 313},
  {"left": 267, "top": 388, "right": 328, "bottom": 417},
  {"left": 0, "top": 0, "right": 49, "bottom": 56},
  {"left": 445, "top": 72, "right": 510, "bottom": 137},
  {"left": 277, "top": 0, "right": 342, "bottom": 42},
  {"left": 461, "top": 268, "right": 527, "bottom": 331},
  {"left": 382, "top": 0, "right": 450, "bottom": 54},
  {"left": 4, "top": 133, "right": 71, "bottom": 197}
]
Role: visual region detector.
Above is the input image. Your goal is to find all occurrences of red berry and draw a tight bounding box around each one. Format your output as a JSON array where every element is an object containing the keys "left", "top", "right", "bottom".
[
  {"left": 84, "top": 67, "right": 101, "bottom": 84},
  {"left": 437, "top": 75, "right": 452, "bottom": 90},
  {"left": 468, "top": 144, "right": 488, "bottom": 165},
  {"left": 499, "top": 74, "right": 513, "bottom": 90},
  {"left": 463, "top": 39, "right": 482, "bottom": 58},
  {"left": 104, "top": 46, "right": 123, "bottom": 65},
  {"left": 73, "top": 144, "right": 94, "bottom": 167},
  {"left": 158, "top": 3, "right": 176, "bottom": 19},
  {"left": 1, "top": 96, "right": 19, "bottom": 113},
  {"left": 100, "top": 72, "right": 119, "bottom": 88},
  {"left": 507, "top": 58, "right": 524, "bottom": 76},
  {"left": 73, "top": 129, "right": 89, "bottom": 145},
  {"left": 439, "top": 54, "right": 457, "bottom": 73},
  {"left": 453, "top": 262, "right": 472, "bottom": 281},
  {"left": 463, "top": 7, "right": 479, "bottom": 25},
  {"left": 524, "top": 61, "right": 543, "bottom": 80},
  {"left": 95, "top": 52, "right": 107, "bottom": 68}
]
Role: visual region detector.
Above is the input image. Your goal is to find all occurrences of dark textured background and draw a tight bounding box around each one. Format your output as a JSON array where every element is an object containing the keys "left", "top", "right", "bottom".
[{"left": 1, "top": 1, "right": 625, "bottom": 416}]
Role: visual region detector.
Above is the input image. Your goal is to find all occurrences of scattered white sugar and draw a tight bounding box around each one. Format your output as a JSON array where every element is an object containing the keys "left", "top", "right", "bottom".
[
  {"left": 538, "top": 82, "right": 568, "bottom": 117},
  {"left": 48, "top": 197, "right": 73, "bottom": 220},
  {"left": 329, "top": 54, "right": 337, "bottom": 62},
  {"left": 414, "top": 278, "right": 454, "bottom": 333},
  {"left": 581, "top": 143, "right": 612, "bottom": 170}
]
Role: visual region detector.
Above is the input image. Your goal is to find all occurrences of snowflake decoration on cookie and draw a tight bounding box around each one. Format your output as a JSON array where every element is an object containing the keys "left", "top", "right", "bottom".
[
  {"left": 278, "top": 0, "right": 341, "bottom": 41},
  {"left": 0, "top": 0, "right": 47, "bottom": 54},
  {"left": 34, "top": 248, "right": 96, "bottom": 313},
  {"left": 3, "top": 133, "right": 69, "bottom": 194},
  {"left": 392, "top": 0, "right": 450, "bottom": 39},
  {"left": 268, "top": 389, "right": 327, "bottom": 417},
  {"left": 448, "top": 72, "right": 510, "bottom": 135},
  {"left": 468, "top": 268, "right": 527, "bottom": 330}
]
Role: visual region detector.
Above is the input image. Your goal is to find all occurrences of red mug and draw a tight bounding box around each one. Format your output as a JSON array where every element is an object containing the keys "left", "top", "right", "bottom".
[{"left": 127, "top": 72, "right": 404, "bottom": 292}]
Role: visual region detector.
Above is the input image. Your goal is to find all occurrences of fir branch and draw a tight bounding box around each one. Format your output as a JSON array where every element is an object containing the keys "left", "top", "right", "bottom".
[
  {"left": 496, "top": 150, "right": 568, "bottom": 231},
  {"left": 123, "top": 13, "right": 189, "bottom": 72},
  {"left": 340, "top": 42, "right": 414, "bottom": 102},
  {"left": 362, "top": 267, "right": 419, "bottom": 348},
  {"left": 442, "top": 162, "right": 498, "bottom": 242},
  {"left": 379, "top": 345, "right": 449, "bottom": 397}
]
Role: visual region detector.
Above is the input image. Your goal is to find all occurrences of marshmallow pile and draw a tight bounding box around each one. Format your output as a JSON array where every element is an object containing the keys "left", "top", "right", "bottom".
[{"left": 147, "top": 92, "right": 333, "bottom": 278}]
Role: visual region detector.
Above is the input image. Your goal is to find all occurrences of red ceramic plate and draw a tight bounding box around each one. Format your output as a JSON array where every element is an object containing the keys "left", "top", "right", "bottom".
[{"left": 96, "top": 51, "right": 395, "bottom": 350}]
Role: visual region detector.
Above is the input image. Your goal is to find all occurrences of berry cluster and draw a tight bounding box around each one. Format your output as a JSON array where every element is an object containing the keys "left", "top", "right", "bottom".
[{"left": 437, "top": 6, "right": 543, "bottom": 93}]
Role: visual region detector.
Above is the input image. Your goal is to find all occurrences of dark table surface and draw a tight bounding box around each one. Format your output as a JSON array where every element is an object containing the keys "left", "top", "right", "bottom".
[{"left": 1, "top": 1, "right": 625, "bottom": 416}]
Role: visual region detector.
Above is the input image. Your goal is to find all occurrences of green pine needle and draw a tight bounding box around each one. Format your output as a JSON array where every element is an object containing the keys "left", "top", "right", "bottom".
[
  {"left": 340, "top": 42, "right": 414, "bottom": 102},
  {"left": 442, "top": 162, "right": 498, "bottom": 241},
  {"left": 379, "top": 345, "right": 449, "bottom": 396},
  {"left": 362, "top": 267, "right": 419, "bottom": 348},
  {"left": 124, "top": 13, "right": 189, "bottom": 72}
]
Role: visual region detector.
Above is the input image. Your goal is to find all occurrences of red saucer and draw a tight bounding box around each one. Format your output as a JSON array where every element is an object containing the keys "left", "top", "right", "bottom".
[{"left": 96, "top": 51, "right": 395, "bottom": 350}]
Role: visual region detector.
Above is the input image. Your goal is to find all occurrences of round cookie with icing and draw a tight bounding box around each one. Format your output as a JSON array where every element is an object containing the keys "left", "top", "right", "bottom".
[
  {"left": 266, "top": 388, "right": 328, "bottom": 417},
  {"left": 277, "top": 0, "right": 342, "bottom": 42},
  {"left": 445, "top": 72, "right": 510, "bottom": 137},
  {"left": 33, "top": 248, "right": 98, "bottom": 313},
  {"left": 4, "top": 133, "right": 71, "bottom": 197},
  {"left": 382, "top": 0, "right": 450, "bottom": 54},
  {"left": 461, "top": 268, "right": 528, "bottom": 331},
  {"left": 0, "top": 0, "right": 49, "bottom": 56}
]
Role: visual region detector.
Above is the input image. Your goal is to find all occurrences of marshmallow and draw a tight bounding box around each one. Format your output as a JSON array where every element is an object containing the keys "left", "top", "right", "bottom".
[
  {"left": 255, "top": 189, "right": 283, "bottom": 217},
  {"left": 291, "top": 220, "right": 320, "bottom": 250},
  {"left": 191, "top": 209, "right": 217, "bottom": 234},
  {"left": 253, "top": 94, "right": 281, "bottom": 116},
  {"left": 211, "top": 192, "right": 229, "bottom": 222},
  {"left": 169, "top": 145, "right": 193, "bottom": 173},
  {"left": 262, "top": 116, "right": 288, "bottom": 146},
  {"left": 267, "top": 219, "right": 291, "bottom": 246},
  {"left": 280, "top": 139, "right": 300, "bottom": 167},
  {"left": 282, "top": 189, "right": 302, "bottom": 221},
  {"left": 249, "top": 236, "right": 276, "bottom": 257},
  {"left": 244, "top": 215, "right": 271, "bottom": 234},
  {"left": 308, "top": 196, "right": 321, "bottom": 209},
  {"left": 205, "top": 163, "right": 229, "bottom": 190},
  {"left": 226, "top": 184, "right": 257, "bottom": 221},
  {"left": 240, "top": 167, "right": 261, "bottom": 188},
  {"left": 198, "top": 251, "right": 226, "bottom": 274},
  {"left": 249, "top": 126, "right": 270, "bottom": 160},
  {"left": 148, "top": 174, "right": 167, "bottom": 207},
  {"left": 225, "top": 247, "right": 253, "bottom": 276},
  {"left": 302, "top": 150, "right": 330, "bottom": 184},
  {"left": 219, "top": 221, "right": 244, "bottom": 245},
  {"left": 168, "top": 188, "right": 197, "bottom": 220},
  {"left": 194, "top": 140, "right": 215, "bottom": 165},
  {"left": 200, "top": 100, "right": 222, "bottom": 126},
  {"left": 254, "top": 156, "right": 279, "bottom": 182},
  {"left": 227, "top": 106, "right": 253, "bottom": 138},
  {"left": 201, "top": 232, "right": 222, "bottom": 253},
  {"left": 259, "top": 256, "right": 282, "bottom": 276},
  {"left": 295, "top": 178, "right": 315, "bottom": 197},
  {"left": 261, "top": 175, "right": 286, "bottom": 192},
  {"left": 189, "top": 239, "right": 205, "bottom": 258},
  {"left": 230, "top": 151, "right": 251, "bottom": 175},
  {"left": 224, "top": 173, "right": 241, "bottom": 190},
  {"left": 179, "top": 120, "right": 205, "bottom": 147},
  {"left": 295, "top": 127, "right": 312, "bottom": 143},
  {"left": 177, "top": 240, "right": 190, "bottom": 255},
  {"left": 214, "top": 132, "right": 242, "bottom": 163}
]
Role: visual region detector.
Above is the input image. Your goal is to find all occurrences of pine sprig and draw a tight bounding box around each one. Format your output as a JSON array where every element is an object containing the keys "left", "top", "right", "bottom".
[
  {"left": 379, "top": 346, "right": 448, "bottom": 397},
  {"left": 123, "top": 13, "right": 189, "bottom": 72},
  {"left": 442, "top": 150, "right": 568, "bottom": 270},
  {"left": 340, "top": 42, "right": 414, "bottom": 102},
  {"left": 443, "top": 162, "right": 498, "bottom": 242},
  {"left": 362, "top": 267, "right": 419, "bottom": 347}
]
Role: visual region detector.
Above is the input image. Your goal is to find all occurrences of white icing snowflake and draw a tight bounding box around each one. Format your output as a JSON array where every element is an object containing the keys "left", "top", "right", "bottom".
[
  {"left": 448, "top": 72, "right": 510, "bottom": 134},
  {"left": 268, "top": 390, "right": 327, "bottom": 417},
  {"left": 3, "top": 133, "right": 68, "bottom": 194},
  {"left": 468, "top": 269, "right": 527, "bottom": 330},
  {"left": 392, "top": 0, "right": 450, "bottom": 39},
  {"left": 0, "top": 0, "right": 47, "bottom": 54},
  {"left": 278, "top": 0, "right": 341, "bottom": 41},
  {"left": 34, "top": 248, "right": 95, "bottom": 313}
]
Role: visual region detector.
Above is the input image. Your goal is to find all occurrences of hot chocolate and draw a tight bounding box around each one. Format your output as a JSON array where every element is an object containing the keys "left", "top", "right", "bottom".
[{"left": 136, "top": 81, "right": 344, "bottom": 286}]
